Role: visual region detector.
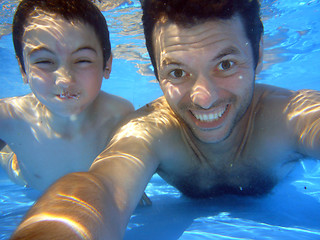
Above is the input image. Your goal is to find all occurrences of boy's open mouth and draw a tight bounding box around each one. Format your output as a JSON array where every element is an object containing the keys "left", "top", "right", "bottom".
[{"left": 58, "top": 92, "right": 80, "bottom": 100}]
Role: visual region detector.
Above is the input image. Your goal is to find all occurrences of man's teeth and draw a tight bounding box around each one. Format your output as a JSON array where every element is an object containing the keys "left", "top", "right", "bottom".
[{"left": 193, "top": 107, "right": 226, "bottom": 122}]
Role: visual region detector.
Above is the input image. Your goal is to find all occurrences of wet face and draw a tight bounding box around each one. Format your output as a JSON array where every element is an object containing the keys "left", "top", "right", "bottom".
[
  {"left": 21, "top": 13, "right": 108, "bottom": 117},
  {"left": 153, "top": 15, "right": 260, "bottom": 143}
]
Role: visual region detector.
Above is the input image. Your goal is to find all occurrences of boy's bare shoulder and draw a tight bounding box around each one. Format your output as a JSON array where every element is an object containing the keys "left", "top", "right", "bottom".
[
  {"left": 0, "top": 93, "right": 39, "bottom": 120},
  {"left": 0, "top": 93, "right": 40, "bottom": 137},
  {"left": 96, "top": 91, "right": 134, "bottom": 118}
]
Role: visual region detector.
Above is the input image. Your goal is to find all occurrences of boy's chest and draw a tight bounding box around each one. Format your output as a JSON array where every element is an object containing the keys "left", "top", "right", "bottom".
[{"left": 9, "top": 126, "right": 109, "bottom": 190}]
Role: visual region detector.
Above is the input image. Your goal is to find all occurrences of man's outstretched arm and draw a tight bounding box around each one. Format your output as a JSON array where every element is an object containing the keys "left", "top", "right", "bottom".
[
  {"left": 10, "top": 137, "right": 159, "bottom": 240},
  {"left": 10, "top": 98, "right": 176, "bottom": 239},
  {"left": 11, "top": 172, "right": 125, "bottom": 240}
]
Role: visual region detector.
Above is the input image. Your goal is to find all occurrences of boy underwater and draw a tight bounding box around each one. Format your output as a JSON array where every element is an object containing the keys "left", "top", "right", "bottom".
[{"left": 0, "top": 0, "right": 135, "bottom": 192}]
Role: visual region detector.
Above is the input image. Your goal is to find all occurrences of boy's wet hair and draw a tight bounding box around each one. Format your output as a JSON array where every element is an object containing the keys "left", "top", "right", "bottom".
[
  {"left": 12, "top": 0, "right": 111, "bottom": 73},
  {"left": 141, "top": 0, "right": 264, "bottom": 79}
]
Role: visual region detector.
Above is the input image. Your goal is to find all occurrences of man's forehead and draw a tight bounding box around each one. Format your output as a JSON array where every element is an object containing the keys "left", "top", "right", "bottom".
[
  {"left": 153, "top": 14, "right": 243, "bottom": 36},
  {"left": 152, "top": 15, "right": 247, "bottom": 54}
]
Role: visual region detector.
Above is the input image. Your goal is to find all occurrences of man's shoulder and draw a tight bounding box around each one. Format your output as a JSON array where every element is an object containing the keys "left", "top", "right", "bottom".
[
  {"left": 254, "top": 84, "right": 320, "bottom": 111},
  {"left": 252, "top": 84, "right": 320, "bottom": 140},
  {"left": 253, "top": 84, "right": 320, "bottom": 159},
  {"left": 133, "top": 96, "right": 180, "bottom": 126},
  {"left": 253, "top": 84, "right": 295, "bottom": 114},
  {"left": 112, "top": 96, "right": 181, "bottom": 141},
  {"left": 255, "top": 84, "right": 293, "bottom": 101},
  {"left": 250, "top": 84, "right": 296, "bottom": 135}
]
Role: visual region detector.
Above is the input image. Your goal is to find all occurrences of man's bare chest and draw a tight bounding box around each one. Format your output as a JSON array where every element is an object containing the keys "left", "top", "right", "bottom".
[{"left": 156, "top": 138, "right": 302, "bottom": 198}]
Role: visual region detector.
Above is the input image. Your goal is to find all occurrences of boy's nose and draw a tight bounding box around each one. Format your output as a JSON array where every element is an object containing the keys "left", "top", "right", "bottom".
[
  {"left": 190, "top": 74, "right": 218, "bottom": 109},
  {"left": 55, "top": 68, "right": 74, "bottom": 88}
]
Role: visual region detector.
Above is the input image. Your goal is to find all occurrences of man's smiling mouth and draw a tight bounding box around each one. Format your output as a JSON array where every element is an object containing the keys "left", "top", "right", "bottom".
[{"left": 191, "top": 105, "right": 228, "bottom": 123}]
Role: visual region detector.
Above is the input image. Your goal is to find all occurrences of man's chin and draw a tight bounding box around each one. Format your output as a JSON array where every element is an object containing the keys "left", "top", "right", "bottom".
[{"left": 190, "top": 125, "right": 233, "bottom": 144}]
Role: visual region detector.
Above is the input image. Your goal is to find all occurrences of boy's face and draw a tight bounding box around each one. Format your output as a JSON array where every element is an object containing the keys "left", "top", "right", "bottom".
[
  {"left": 153, "top": 15, "right": 261, "bottom": 143},
  {"left": 21, "top": 13, "right": 109, "bottom": 117}
]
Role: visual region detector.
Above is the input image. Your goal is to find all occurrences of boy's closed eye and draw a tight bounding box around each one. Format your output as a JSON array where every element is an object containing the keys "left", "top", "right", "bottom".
[
  {"left": 73, "top": 47, "right": 98, "bottom": 62},
  {"left": 34, "top": 59, "right": 55, "bottom": 65},
  {"left": 29, "top": 48, "right": 56, "bottom": 69},
  {"left": 74, "top": 58, "right": 94, "bottom": 65},
  {"left": 31, "top": 58, "right": 56, "bottom": 71}
]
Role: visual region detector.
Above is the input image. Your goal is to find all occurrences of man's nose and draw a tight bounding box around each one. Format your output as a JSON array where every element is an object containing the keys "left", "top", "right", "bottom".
[
  {"left": 190, "top": 74, "right": 218, "bottom": 109},
  {"left": 55, "top": 67, "right": 74, "bottom": 88}
]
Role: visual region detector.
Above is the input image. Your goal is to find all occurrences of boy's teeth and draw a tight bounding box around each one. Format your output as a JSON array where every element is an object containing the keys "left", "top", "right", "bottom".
[
  {"left": 193, "top": 107, "right": 226, "bottom": 122},
  {"left": 59, "top": 92, "right": 79, "bottom": 99}
]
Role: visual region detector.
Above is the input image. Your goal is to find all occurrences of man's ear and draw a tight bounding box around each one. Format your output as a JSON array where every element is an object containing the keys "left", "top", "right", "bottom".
[
  {"left": 17, "top": 58, "right": 28, "bottom": 84},
  {"left": 255, "top": 37, "right": 264, "bottom": 74},
  {"left": 103, "top": 54, "right": 113, "bottom": 79}
]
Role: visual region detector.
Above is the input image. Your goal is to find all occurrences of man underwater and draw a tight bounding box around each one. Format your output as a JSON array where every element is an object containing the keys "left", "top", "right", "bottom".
[{"left": 11, "top": 0, "right": 320, "bottom": 239}]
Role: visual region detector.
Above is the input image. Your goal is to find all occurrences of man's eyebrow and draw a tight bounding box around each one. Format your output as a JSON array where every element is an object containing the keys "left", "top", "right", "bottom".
[
  {"left": 161, "top": 57, "right": 183, "bottom": 67},
  {"left": 161, "top": 47, "right": 242, "bottom": 66},
  {"left": 213, "top": 46, "right": 241, "bottom": 61}
]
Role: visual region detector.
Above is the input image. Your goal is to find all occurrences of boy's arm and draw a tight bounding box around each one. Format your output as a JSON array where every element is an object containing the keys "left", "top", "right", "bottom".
[
  {"left": 10, "top": 112, "right": 161, "bottom": 239},
  {"left": 0, "top": 97, "right": 18, "bottom": 141}
]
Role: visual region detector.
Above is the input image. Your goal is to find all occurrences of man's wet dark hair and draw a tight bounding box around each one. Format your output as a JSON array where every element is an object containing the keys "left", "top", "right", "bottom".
[
  {"left": 12, "top": 0, "right": 111, "bottom": 73},
  {"left": 141, "top": 0, "right": 264, "bottom": 79}
]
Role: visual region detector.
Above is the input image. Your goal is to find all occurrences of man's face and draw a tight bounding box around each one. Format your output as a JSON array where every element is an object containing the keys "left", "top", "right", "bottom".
[
  {"left": 21, "top": 13, "right": 108, "bottom": 117},
  {"left": 153, "top": 15, "right": 260, "bottom": 143}
]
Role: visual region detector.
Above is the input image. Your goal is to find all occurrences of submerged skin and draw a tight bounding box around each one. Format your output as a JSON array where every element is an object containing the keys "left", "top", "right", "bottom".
[
  {"left": 11, "top": 13, "right": 320, "bottom": 240},
  {"left": 0, "top": 14, "right": 134, "bottom": 191}
]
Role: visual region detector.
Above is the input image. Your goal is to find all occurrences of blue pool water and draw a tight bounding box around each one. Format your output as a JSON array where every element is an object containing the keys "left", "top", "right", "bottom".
[{"left": 0, "top": 0, "right": 320, "bottom": 239}]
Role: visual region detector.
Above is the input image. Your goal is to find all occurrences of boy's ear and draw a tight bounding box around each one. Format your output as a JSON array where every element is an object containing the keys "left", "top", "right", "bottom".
[
  {"left": 103, "top": 54, "right": 113, "bottom": 79},
  {"left": 17, "top": 58, "right": 28, "bottom": 84},
  {"left": 255, "top": 37, "right": 264, "bottom": 74}
]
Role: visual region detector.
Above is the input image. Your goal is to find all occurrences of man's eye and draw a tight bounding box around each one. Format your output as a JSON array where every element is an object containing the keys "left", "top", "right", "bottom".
[
  {"left": 169, "top": 69, "right": 186, "bottom": 78},
  {"left": 217, "top": 60, "right": 234, "bottom": 71}
]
